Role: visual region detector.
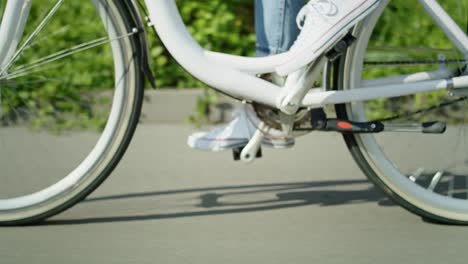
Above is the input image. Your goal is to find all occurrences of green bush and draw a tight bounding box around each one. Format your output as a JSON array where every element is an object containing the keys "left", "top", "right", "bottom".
[
  {"left": 1, "top": 0, "right": 466, "bottom": 129},
  {"left": 362, "top": 0, "right": 467, "bottom": 121},
  {"left": 0, "top": 0, "right": 257, "bottom": 129},
  {"left": 148, "top": 0, "right": 256, "bottom": 88},
  {"left": 1, "top": 1, "right": 114, "bottom": 130}
]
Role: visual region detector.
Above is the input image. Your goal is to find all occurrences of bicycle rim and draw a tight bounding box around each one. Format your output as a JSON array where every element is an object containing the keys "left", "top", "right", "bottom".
[
  {"left": 336, "top": 0, "right": 468, "bottom": 223},
  {"left": 0, "top": 0, "right": 143, "bottom": 225}
]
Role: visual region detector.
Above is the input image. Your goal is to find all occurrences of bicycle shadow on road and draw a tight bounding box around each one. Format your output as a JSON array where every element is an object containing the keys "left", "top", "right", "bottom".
[{"left": 43, "top": 179, "right": 395, "bottom": 226}]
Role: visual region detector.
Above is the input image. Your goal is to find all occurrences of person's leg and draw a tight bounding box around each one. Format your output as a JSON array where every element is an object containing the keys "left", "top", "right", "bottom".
[
  {"left": 255, "top": 0, "right": 305, "bottom": 57},
  {"left": 187, "top": 1, "right": 304, "bottom": 152},
  {"left": 189, "top": 0, "right": 381, "bottom": 151}
]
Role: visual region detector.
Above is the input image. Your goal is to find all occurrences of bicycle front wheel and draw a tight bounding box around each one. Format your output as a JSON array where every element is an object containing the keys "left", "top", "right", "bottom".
[
  {"left": 335, "top": 0, "right": 468, "bottom": 224},
  {"left": 0, "top": 0, "right": 144, "bottom": 225}
]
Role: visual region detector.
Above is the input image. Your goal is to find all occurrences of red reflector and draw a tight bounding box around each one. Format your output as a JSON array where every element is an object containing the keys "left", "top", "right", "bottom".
[{"left": 337, "top": 122, "right": 353, "bottom": 130}]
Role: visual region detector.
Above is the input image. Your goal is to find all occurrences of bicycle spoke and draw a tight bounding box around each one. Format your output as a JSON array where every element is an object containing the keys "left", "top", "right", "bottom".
[
  {"left": 2, "top": 78, "right": 63, "bottom": 86},
  {"left": 3, "top": 63, "right": 65, "bottom": 81},
  {"left": 364, "top": 59, "right": 467, "bottom": 66},
  {"left": 337, "top": 0, "right": 468, "bottom": 223},
  {"left": 466, "top": 176, "right": 468, "bottom": 199},
  {"left": 448, "top": 175, "right": 455, "bottom": 197},
  {"left": 409, "top": 167, "right": 425, "bottom": 182},
  {"left": 463, "top": 107, "right": 468, "bottom": 167},
  {"left": 20, "top": 25, "right": 72, "bottom": 54},
  {"left": 364, "top": 45, "right": 466, "bottom": 66},
  {"left": 0, "top": 0, "right": 65, "bottom": 76},
  {"left": 374, "top": 97, "right": 468, "bottom": 123},
  {"left": 0, "top": 0, "right": 144, "bottom": 224},
  {"left": 1, "top": 31, "right": 137, "bottom": 81},
  {"left": 13, "top": 36, "right": 109, "bottom": 72},
  {"left": 428, "top": 171, "right": 444, "bottom": 191}
]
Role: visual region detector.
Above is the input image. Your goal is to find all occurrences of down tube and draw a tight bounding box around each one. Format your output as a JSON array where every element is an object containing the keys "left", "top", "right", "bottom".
[{"left": 144, "top": 0, "right": 288, "bottom": 107}]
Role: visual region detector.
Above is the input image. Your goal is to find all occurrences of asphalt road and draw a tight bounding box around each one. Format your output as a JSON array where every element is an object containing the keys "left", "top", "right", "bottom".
[{"left": 1, "top": 123, "right": 468, "bottom": 264}]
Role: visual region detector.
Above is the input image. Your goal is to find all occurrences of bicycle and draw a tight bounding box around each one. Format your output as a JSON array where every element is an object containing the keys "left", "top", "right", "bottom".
[{"left": 0, "top": 0, "right": 467, "bottom": 225}]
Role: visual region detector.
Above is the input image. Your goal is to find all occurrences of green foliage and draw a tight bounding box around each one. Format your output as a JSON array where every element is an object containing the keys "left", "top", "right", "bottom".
[
  {"left": 147, "top": 0, "right": 256, "bottom": 88},
  {"left": 364, "top": 0, "right": 467, "bottom": 79},
  {"left": 1, "top": 1, "right": 113, "bottom": 130},
  {"left": 1, "top": 0, "right": 466, "bottom": 129},
  {"left": 144, "top": 0, "right": 256, "bottom": 124},
  {"left": 362, "top": 0, "right": 467, "bottom": 121}
]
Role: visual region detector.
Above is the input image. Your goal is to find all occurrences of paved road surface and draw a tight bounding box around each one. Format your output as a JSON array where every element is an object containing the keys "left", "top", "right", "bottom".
[{"left": 1, "top": 124, "right": 468, "bottom": 264}]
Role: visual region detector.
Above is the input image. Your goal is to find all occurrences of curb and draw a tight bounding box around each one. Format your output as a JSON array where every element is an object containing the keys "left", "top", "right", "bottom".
[{"left": 141, "top": 88, "right": 239, "bottom": 124}]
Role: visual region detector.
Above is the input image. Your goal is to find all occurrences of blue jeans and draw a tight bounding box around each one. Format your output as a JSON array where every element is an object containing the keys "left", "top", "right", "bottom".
[{"left": 255, "top": 0, "right": 305, "bottom": 56}]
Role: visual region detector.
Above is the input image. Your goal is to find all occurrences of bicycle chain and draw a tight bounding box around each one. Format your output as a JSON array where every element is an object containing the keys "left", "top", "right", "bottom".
[
  {"left": 364, "top": 59, "right": 468, "bottom": 66},
  {"left": 364, "top": 56, "right": 467, "bottom": 121},
  {"left": 374, "top": 97, "right": 468, "bottom": 123}
]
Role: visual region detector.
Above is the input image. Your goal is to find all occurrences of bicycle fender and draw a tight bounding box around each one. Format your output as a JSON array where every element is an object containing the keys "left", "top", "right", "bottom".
[{"left": 123, "top": 0, "right": 156, "bottom": 88}]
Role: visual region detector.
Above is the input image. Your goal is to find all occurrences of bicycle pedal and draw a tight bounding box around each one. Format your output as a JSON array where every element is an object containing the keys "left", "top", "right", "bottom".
[{"left": 233, "top": 146, "right": 262, "bottom": 161}]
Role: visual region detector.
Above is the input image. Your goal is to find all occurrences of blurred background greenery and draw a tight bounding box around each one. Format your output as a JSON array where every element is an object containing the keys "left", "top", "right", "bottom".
[
  {"left": 147, "top": 0, "right": 467, "bottom": 88},
  {"left": 149, "top": 0, "right": 256, "bottom": 89},
  {"left": 149, "top": 0, "right": 467, "bottom": 123},
  {"left": 0, "top": 0, "right": 467, "bottom": 128}
]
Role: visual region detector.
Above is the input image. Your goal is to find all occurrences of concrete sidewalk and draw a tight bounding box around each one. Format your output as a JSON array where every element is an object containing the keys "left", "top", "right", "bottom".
[
  {"left": 140, "top": 89, "right": 239, "bottom": 124},
  {"left": 1, "top": 121, "right": 468, "bottom": 264}
]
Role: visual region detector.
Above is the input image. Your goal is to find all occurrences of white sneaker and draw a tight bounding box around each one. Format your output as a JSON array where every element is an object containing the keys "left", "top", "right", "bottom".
[
  {"left": 187, "top": 105, "right": 294, "bottom": 152},
  {"left": 276, "top": 0, "right": 380, "bottom": 75}
]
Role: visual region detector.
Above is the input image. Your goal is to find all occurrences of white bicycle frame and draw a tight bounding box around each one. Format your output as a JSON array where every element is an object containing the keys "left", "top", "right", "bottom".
[
  {"left": 1, "top": 0, "right": 468, "bottom": 111},
  {"left": 144, "top": 0, "right": 468, "bottom": 110}
]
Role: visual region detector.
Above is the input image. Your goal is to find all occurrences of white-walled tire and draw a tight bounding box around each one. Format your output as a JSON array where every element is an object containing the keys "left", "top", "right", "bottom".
[
  {"left": 335, "top": 0, "right": 468, "bottom": 224},
  {"left": 0, "top": 0, "right": 144, "bottom": 225}
]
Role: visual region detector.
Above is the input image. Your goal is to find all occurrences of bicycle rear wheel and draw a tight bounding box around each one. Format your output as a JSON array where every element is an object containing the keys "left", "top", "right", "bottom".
[
  {"left": 0, "top": 0, "right": 144, "bottom": 225},
  {"left": 335, "top": 0, "right": 468, "bottom": 224}
]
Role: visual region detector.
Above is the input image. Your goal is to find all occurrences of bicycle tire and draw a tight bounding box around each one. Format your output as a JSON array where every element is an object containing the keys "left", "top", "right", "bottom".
[
  {"left": 334, "top": 0, "right": 468, "bottom": 224},
  {"left": 0, "top": 0, "right": 144, "bottom": 225}
]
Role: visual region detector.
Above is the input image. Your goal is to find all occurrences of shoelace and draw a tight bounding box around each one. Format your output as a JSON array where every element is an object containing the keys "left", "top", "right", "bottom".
[{"left": 296, "top": 0, "right": 339, "bottom": 30}]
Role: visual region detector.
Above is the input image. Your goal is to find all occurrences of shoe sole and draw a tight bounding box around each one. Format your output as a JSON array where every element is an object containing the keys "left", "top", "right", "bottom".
[{"left": 188, "top": 136, "right": 295, "bottom": 151}]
